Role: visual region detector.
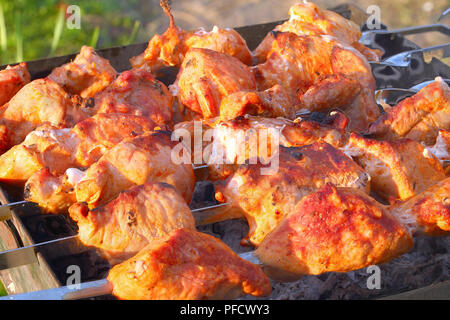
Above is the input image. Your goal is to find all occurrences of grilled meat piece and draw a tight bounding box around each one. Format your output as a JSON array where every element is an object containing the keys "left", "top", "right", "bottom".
[
  {"left": 0, "top": 62, "right": 30, "bottom": 106},
  {"left": 255, "top": 184, "right": 413, "bottom": 280},
  {"left": 173, "top": 48, "right": 256, "bottom": 119},
  {"left": 390, "top": 177, "right": 450, "bottom": 235},
  {"left": 91, "top": 68, "right": 173, "bottom": 127},
  {"left": 69, "top": 182, "right": 196, "bottom": 265},
  {"left": 204, "top": 113, "right": 348, "bottom": 180},
  {"left": 251, "top": 32, "right": 379, "bottom": 132},
  {"left": 24, "top": 131, "right": 195, "bottom": 213},
  {"left": 343, "top": 133, "right": 446, "bottom": 202},
  {"left": 367, "top": 77, "right": 450, "bottom": 145},
  {"left": 130, "top": 1, "right": 251, "bottom": 72},
  {"left": 214, "top": 142, "right": 370, "bottom": 246},
  {"left": 297, "top": 73, "right": 361, "bottom": 112},
  {"left": 253, "top": 2, "right": 382, "bottom": 64},
  {"left": 0, "top": 78, "right": 88, "bottom": 153},
  {"left": 107, "top": 228, "right": 271, "bottom": 300},
  {"left": 48, "top": 46, "right": 117, "bottom": 98},
  {"left": 0, "top": 113, "right": 159, "bottom": 184},
  {"left": 217, "top": 85, "right": 297, "bottom": 121}
]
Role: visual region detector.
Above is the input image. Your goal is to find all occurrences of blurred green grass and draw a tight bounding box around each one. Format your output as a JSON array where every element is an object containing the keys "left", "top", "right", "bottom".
[
  {"left": 0, "top": 279, "right": 7, "bottom": 296},
  {"left": 0, "top": 0, "right": 152, "bottom": 65}
]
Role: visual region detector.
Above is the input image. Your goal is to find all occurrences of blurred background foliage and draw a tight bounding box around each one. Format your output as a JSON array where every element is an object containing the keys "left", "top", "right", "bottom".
[{"left": 0, "top": 0, "right": 448, "bottom": 65}]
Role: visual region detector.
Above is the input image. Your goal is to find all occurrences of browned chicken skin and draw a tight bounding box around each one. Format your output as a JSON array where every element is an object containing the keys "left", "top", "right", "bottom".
[
  {"left": 297, "top": 73, "right": 361, "bottom": 112},
  {"left": 107, "top": 228, "right": 272, "bottom": 300},
  {"left": 253, "top": 2, "right": 382, "bottom": 64},
  {"left": 255, "top": 184, "right": 413, "bottom": 280},
  {"left": 1, "top": 1, "right": 447, "bottom": 300},
  {"left": 173, "top": 48, "right": 256, "bottom": 119},
  {"left": 130, "top": 0, "right": 252, "bottom": 72},
  {"left": 69, "top": 182, "right": 196, "bottom": 265},
  {"left": 0, "top": 113, "right": 159, "bottom": 184},
  {"left": 202, "top": 113, "right": 348, "bottom": 180},
  {"left": 390, "top": 177, "right": 450, "bottom": 235},
  {"left": 0, "top": 78, "right": 88, "bottom": 153},
  {"left": 343, "top": 133, "right": 446, "bottom": 202},
  {"left": 24, "top": 131, "right": 195, "bottom": 213},
  {"left": 251, "top": 32, "right": 379, "bottom": 132},
  {"left": 91, "top": 68, "right": 173, "bottom": 126},
  {"left": 217, "top": 84, "right": 297, "bottom": 121},
  {"left": 368, "top": 77, "right": 450, "bottom": 145},
  {"left": 214, "top": 143, "right": 370, "bottom": 246},
  {"left": 48, "top": 46, "right": 117, "bottom": 98},
  {"left": 0, "top": 62, "right": 30, "bottom": 106}
]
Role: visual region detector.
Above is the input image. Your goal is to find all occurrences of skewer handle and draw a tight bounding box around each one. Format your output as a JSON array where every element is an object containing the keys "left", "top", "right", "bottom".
[
  {"left": 0, "top": 200, "right": 28, "bottom": 221},
  {"left": 63, "top": 279, "right": 113, "bottom": 300},
  {"left": 0, "top": 250, "right": 261, "bottom": 300},
  {"left": 0, "top": 279, "right": 112, "bottom": 300}
]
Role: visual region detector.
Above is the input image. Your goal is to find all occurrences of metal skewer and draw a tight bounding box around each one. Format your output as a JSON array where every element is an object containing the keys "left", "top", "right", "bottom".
[
  {"left": 0, "top": 250, "right": 262, "bottom": 300},
  {"left": 359, "top": 24, "right": 450, "bottom": 46},
  {"left": 375, "top": 78, "right": 450, "bottom": 106},
  {"left": 0, "top": 200, "right": 28, "bottom": 221},
  {"left": 379, "top": 43, "right": 450, "bottom": 67},
  {"left": 437, "top": 8, "right": 449, "bottom": 22},
  {"left": 0, "top": 201, "right": 231, "bottom": 271},
  {"left": 0, "top": 164, "right": 211, "bottom": 222}
]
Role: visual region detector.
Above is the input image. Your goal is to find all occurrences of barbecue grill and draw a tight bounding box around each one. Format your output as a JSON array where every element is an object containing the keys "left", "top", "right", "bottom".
[{"left": 0, "top": 3, "right": 449, "bottom": 300}]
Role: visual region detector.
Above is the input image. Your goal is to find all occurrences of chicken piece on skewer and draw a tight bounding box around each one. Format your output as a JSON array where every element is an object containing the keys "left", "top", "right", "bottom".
[
  {"left": 343, "top": 133, "right": 446, "bottom": 202},
  {"left": 69, "top": 182, "right": 196, "bottom": 265},
  {"left": 0, "top": 62, "right": 31, "bottom": 106},
  {"left": 172, "top": 48, "right": 256, "bottom": 119},
  {"left": 217, "top": 84, "right": 297, "bottom": 121},
  {"left": 173, "top": 84, "right": 297, "bottom": 123},
  {"left": 214, "top": 143, "right": 370, "bottom": 246},
  {"left": 173, "top": 111, "right": 348, "bottom": 178},
  {"left": 390, "top": 177, "right": 450, "bottom": 236},
  {"left": 251, "top": 32, "right": 379, "bottom": 132},
  {"left": 367, "top": 77, "right": 450, "bottom": 146},
  {"left": 108, "top": 228, "right": 271, "bottom": 300},
  {"left": 426, "top": 130, "right": 450, "bottom": 172},
  {"left": 0, "top": 113, "right": 159, "bottom": 184},
  {"left": 0, "top": 78, "right": 88, "bottom": 153},
  {"left": 89, "top": 68, "right": 173, "bottom": 127},
  {"left": 204, "top": 112, "right": 348, "bottom": 180},
  {"left": 24, "top": 131, "right": 195, "bottom": 213},
  {"left": 48, "top": 46, "right": 117, "bottom": 98},
  {"left": 255, "top": 184, "right": 413, "bottom": 281},
  {"left": 130, "top": 0, "right": 252, "bottom": 73},
  {"left": 253, "top": 1, "right": 382, "bottom": 64}
]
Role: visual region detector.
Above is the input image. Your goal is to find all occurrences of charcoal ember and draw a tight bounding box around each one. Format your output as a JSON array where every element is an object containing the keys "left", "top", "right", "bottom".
[
  {"left": 22, "top": 214, "right": 77, "bottom": 242},
  {"left": 198, "top": 219, "right": 253, "bottom": 254},
  {"left": 50, "top": 250, "right": 111, "bottom": 285},
  {"left": 190, "top": 181, "right": 217, "bottom": 209}
]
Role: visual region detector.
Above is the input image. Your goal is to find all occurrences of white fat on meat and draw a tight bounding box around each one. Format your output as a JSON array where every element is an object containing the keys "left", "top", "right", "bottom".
[
  {"left": 65, "top": 168, "right": 86, "bottom": 186},
  {"left": 426, "top": 131, "right": 450, "bottom": 163}
]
